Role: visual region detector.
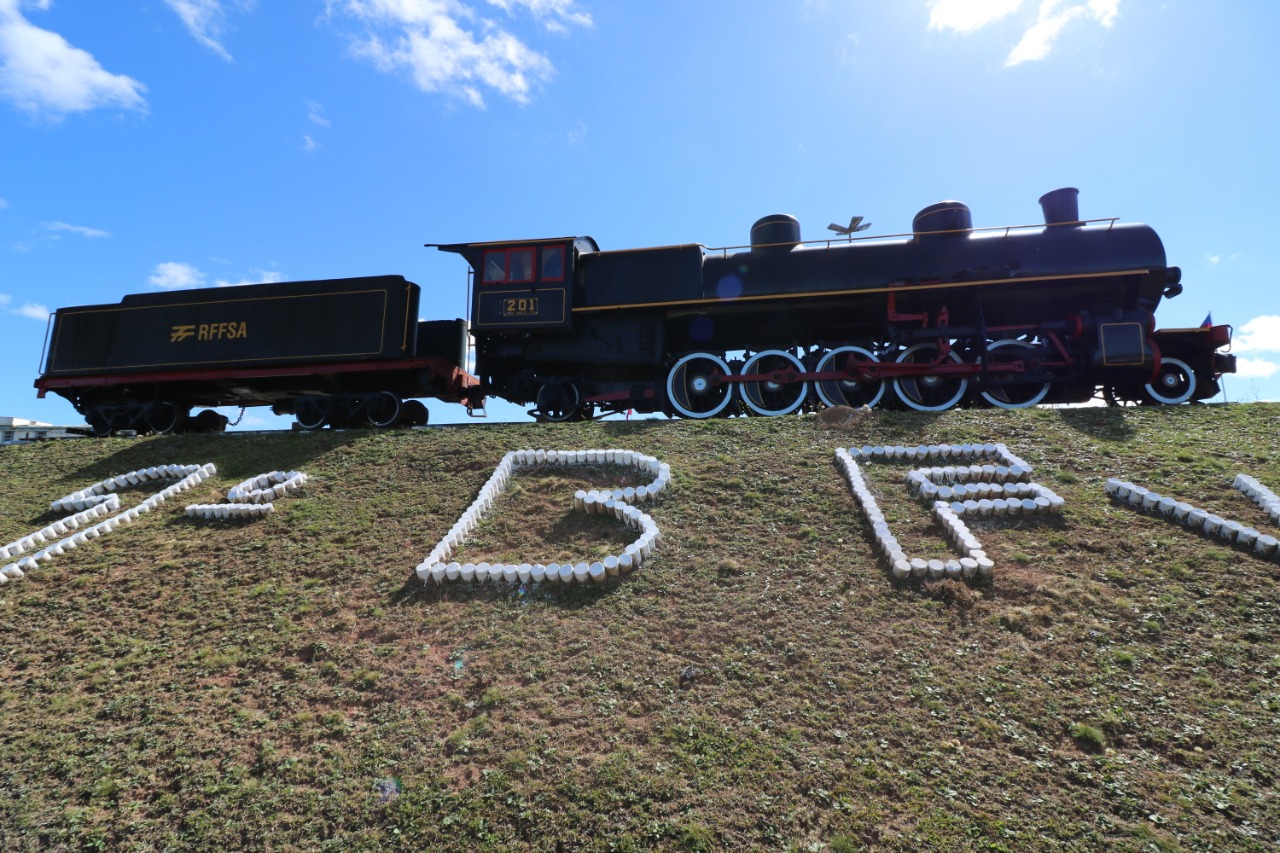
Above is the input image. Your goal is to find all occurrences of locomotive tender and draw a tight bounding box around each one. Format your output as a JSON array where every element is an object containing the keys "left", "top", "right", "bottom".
[
  {"left": 36, "top": 276, "right": 477, "bottom": 435},
  {"left": 35, "top": 188, "right": 1235, "bottom": 433}
]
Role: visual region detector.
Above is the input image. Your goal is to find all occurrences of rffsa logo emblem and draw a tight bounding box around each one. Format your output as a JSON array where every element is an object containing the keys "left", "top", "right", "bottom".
[{"left": 170, "top": 322, "right": 248, "bottom": 343}]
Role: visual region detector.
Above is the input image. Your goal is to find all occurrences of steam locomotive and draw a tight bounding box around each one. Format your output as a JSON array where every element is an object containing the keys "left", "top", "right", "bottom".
[{"left": 36, "top": 188, "right": 1235, "bottom": 432}]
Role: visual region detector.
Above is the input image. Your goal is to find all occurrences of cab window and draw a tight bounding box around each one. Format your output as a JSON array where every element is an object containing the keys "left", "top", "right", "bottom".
[
  {"left": 541, "top": 246, "right": 565, "bottom": 281},
  {"left": 482, "top": 248, "right": 536, "bottom": 284}
]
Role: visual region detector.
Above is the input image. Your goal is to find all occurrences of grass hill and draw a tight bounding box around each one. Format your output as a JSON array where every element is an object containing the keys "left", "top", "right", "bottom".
[{"left": 2, "top": 404, "right": 1279, "bottom": 852}]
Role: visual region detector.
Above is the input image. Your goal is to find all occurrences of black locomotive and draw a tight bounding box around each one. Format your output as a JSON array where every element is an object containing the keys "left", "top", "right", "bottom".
[
  {"left": 438, "top": 187, "right": 1235, "bottom": 420},
  {"left": 36, "top": 188, "right": 1236, "bottom": 432}
]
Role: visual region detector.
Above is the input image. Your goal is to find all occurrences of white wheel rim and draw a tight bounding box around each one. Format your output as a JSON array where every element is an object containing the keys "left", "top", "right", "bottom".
[
  {"left": 893, "top": 344, "right": 968, "bottom": 412},
  {"left": 1144, "top": 357, "right": 1196, "bottom": 404},
  {"left": 667, "top": 353, "right": 734, "bottom": 418},
  {"left": 815, "top": 346, "right": 884, "bottom": 409},
  {"left": 978, "top": 340, "right": 1050, "bottom": 409},
  {"left": 741, "top": 350, "right": 808, "bottom": 416},
  {"left": 367, "top": 392, "right": 403, "bottom": 428},
  {"left": 536, "top": 383, "right": 580, "bottom": 422}
]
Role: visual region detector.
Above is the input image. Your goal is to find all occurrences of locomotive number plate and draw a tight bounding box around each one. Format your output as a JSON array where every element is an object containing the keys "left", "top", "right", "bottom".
[{"left": 501, "top": 297, "right": 540, "bottom": 317}]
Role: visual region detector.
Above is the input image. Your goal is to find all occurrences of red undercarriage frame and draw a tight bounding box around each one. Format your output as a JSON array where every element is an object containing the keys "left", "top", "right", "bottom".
[{"left": 36, "top": 357, "right": 483, "bottom": 409}]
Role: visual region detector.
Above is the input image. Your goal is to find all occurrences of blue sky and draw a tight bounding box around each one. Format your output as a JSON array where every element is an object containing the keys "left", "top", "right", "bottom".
[{"left": 2, "top": 0, "right": 1278, "bottom": 429}]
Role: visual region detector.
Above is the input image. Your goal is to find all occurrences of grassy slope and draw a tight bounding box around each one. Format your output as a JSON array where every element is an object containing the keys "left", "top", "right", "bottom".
[{"left": 1, "top": 405, "right": 1278, "bottom": 852}]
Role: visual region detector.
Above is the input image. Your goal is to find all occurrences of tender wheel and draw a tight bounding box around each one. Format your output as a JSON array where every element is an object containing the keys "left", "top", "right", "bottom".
[
  {"left": 402, "top": 399, "right": 429, "bottom": 427},
  {"left": 666, "top": 353, "right": 734, "bottom": 419},
  {"left": 294, "top": 396, "right": 330, "bottom": 430},
  {"left": 147, "top": 402, "right": 187, "bottom": 434},
  {"left": 740, "top": 350, "right": 808, "bottom": 416},
  {"left": 893, "top": 343, "right": 968, "bottom": 412},
  {"left": 364, "top": 391, "right": 403, "bottom": 428},
  {"left": 1144, "top": 357, "right": 1196, "bottom": 405},
  {"left": 86, "top": 411, "right": 112, "bottom": 438},
  {"left": 815, "top": 346, "right": 885, "bottom": 409},
  {"left": 192, "top": 409, "right": 229, "bottom": 433},
  {"left": 978, "top": 340, "right": 1050, "bottom": 409},
  {"left": 535, "top": 382, "right": 581, "bottom": 423}
]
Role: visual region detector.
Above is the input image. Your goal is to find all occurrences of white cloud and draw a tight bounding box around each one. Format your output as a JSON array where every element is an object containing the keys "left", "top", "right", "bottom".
[
  {"left": 149, "top": 262, "right": 284, "bottom": 289},
  {"left": 929, "top": 0, "right": 1024, "bottom": 33},
  {"left": 330, "top": 0, "right": 590, "bottom": 107},
  {"left": 163, "top": 0, "right": 243, "bottom": 61},
  {"left": 302, "top": 133, "right": 319, "bottom": 152},
  {"left": 0, "top": 293, "right": 50, "bottom": 320},
  {"left": 0, "top": 197, "right": 9, "bottom": 209},
  {"left": 306, "top": 98, "right": 331, "bottom": 126},
  {"left": 42, "top": 220, "right": 109, "bottom": 238},
  {"left": 149, "top": 261, "right": 207, "bottom": 289},
  {"left": 215, "top": 270, "right": 285, "bottom": 287},
  {"left": 13, "top": 301, "right": 49, "bottom": 320},
  {"left": 1005, "top": 0, "right": 1120, "bottom": 67},
  {"left": 0, "top": 0, "right": 148, "bottom": 116},
  {"left": 928, "top": 0, "right": 1121, "bottom": 67},
  {"left": 1233, "top": 315, "right": 1280, "bottom": 354},
  {"left": 487, "top": 0, "right": 593, "bottom": 33},
  {"left": 1234, "top": 357, "right": 1279, "bottom": 380},
  {"left": 1205, "top": 253, "right": 1220, "bottom": 265}
]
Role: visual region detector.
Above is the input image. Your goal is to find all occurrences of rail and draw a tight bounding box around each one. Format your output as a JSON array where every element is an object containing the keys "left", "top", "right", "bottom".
[{"left": 704, "top": 217, "right": 1121, "bottom": 258}]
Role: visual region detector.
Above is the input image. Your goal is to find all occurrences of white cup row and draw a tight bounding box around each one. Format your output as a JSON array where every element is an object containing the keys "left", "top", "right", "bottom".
[
  {"left": 49, "top": 464, "right": 213, "bottom": 514},
  {"left": 185, "top": 503, "right": 276, "bottom": 520},
  {"left": 2, "top": 496, "right": 122, "bottom": 561},
  {"left": 226, "top": 471, "right": 308, "bottom": 504},
  {"left": 847, "top": 442, "right": 1029, "bottom": 468},
  {"left": 421, "top": 500, "right": 659, "bottom": 568},
  {"left": 1106, "top": 479, "right": 1280, "bottom": 559},
  {"left": 421, "top": 549, "right": 651, "bottom": 586},
  {"left": 2, "top": 463, "right": 216, "bottom": 586},
  {"left": 906, "top": 464, "right": 1032, "bottom": 487},
  {"left": 836, "top": 447, "right": 1003, "bottom": 582},
  {"left": 1233, "top": 474, "right": 1280, "bottom": 525},
  {"left": 416, "top": 449, "right": 669, "bottom": 586},
  {"left": 510, "top": 448, "right": 666, "bottom": 471}
]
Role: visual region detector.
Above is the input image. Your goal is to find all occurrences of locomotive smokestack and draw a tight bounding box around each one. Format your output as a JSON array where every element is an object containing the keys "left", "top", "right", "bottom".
[{"left": 1039, "top": 187, "right": 1081, "bottom": 227}]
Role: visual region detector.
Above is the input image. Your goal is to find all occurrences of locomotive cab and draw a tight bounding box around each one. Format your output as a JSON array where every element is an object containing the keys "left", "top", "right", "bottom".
[{"left": 434, "top": 236, "right": 599, "bottom": 331}]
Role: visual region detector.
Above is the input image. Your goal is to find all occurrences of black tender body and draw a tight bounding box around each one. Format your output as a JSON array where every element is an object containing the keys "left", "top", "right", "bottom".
[{"left": 36, "top": 276, "right": 477, "bottom": 435}]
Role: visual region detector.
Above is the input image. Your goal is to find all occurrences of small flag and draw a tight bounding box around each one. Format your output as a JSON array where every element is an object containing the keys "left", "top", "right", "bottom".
[{"left": 1200, "top": 313, "right": 1213, "bottom": 329}]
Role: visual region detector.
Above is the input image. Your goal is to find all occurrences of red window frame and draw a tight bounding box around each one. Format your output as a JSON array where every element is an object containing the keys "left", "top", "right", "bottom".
[{"left": 482, "top": 247, "right": 537, "bottom": 284}]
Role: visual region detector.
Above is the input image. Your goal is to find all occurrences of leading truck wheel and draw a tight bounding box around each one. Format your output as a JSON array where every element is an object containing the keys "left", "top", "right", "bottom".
[
  {"left": 892, "top": 344, "right": 968, "bottom": 412},
  {"left": 535, "top": 382, "right": 581, "bottom": 423},
  {"left": 364, "top": 392, "right": 403, "bottom": 428},
  {"left": 1144, "top": 357, "right": 1196, "bottom": 405},
  {"left": 667, "top": 353, "right": 734, "bottom": 419}
]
